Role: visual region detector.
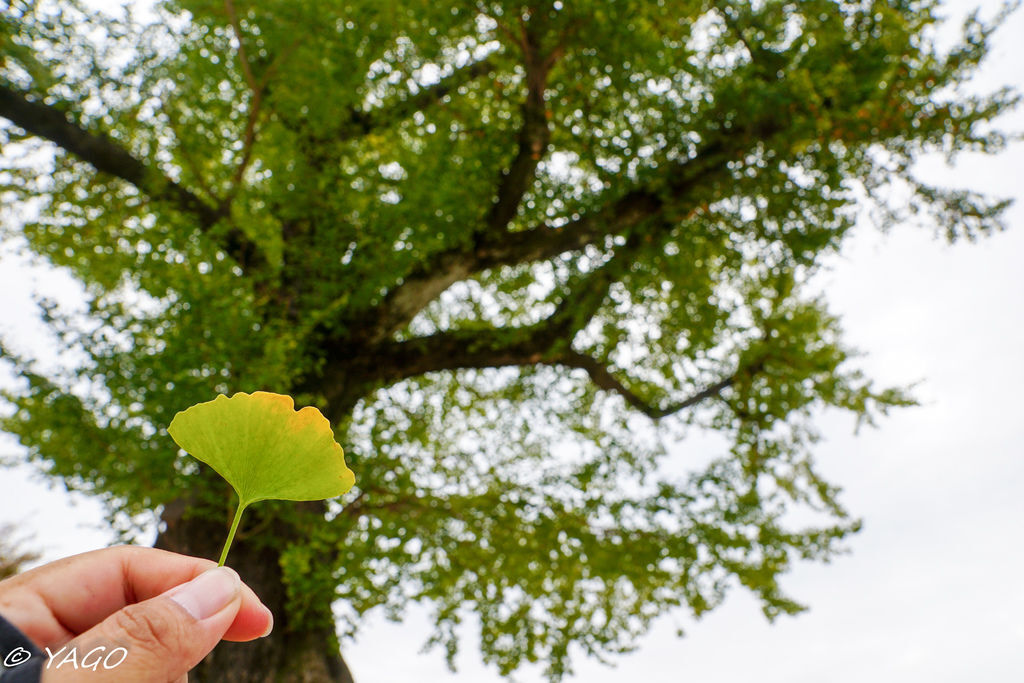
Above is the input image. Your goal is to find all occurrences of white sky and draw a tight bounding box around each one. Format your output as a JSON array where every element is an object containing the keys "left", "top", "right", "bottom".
[{"left": 2, "top": 1, "right": 1023, "bottom": 681}]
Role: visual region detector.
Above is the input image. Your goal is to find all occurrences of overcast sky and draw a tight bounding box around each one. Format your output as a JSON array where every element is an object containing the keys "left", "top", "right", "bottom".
[{"left": 2, "top": 1, "right": 1022, "bottom": 682}]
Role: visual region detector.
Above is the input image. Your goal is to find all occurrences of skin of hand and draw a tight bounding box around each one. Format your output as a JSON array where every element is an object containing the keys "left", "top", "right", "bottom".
[{"left": 0, "top": 545, "right": 274, "bottom": 682}]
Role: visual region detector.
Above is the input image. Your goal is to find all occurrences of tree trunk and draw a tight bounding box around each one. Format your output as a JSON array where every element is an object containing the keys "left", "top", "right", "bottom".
[{"left": 154, "top": 498, "right": 355, "bottom": 683}]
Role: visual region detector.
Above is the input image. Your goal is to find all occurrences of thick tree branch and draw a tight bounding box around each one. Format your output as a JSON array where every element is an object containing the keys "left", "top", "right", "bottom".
[
  {"left": 355, "top": 21, "right": 569, "bottom": 345},
  {"left": 0, "top": 83, "right": 264, "bottom": 271},
  {"left": 366, "top": 255, "right": 617, "bottom": 382},
  {"left": 0, "top": 85, "right": 215, "bottom": 220},
  {"left": 350, "top": 138, "right": 730, "bottom": 345},
  {"left": 354, "top": 323, "right": 736, "bottom": 421},
  {"left": 315, "top": 229, "right": 717, "bottom": 420},
  {"left": 309, "top": 235, "right": 636, "bottom": 417}
]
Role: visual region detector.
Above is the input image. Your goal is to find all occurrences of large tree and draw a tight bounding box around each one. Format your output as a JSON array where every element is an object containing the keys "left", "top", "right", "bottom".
[{"left": 0, "top": 0, "right": 1015, "bottom": 680}]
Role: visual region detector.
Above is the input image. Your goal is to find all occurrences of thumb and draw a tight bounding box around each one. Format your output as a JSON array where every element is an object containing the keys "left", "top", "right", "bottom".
[{"left": 43, "top": 566, "right": 243, "bottom": 682}]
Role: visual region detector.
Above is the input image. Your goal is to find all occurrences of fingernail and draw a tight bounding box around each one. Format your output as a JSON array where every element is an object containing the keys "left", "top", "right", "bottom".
[
  {"left": 168, "top": 567, "right": 241, "bottom": 620},
  {"left": 260, "top": 606, "right": 274, "bottom": 638}
]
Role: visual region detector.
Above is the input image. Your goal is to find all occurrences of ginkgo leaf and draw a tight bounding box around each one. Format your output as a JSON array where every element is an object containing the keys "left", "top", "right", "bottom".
[{"left": 168, "top": 391, "right": 355, "bottom": 565}]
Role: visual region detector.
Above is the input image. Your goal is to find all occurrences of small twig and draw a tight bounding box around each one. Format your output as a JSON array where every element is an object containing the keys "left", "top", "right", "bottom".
[
  {"left": 559, "top": 351, "right": 740, "bottom": 420},
  {"left": 220, "top": 2, "right": 298, "bottom": 206},
  {"left": 224, "top": 0, "right": 258, "bottom": 91}
]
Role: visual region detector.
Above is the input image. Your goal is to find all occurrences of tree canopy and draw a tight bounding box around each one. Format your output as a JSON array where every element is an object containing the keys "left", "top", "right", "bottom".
[{"left": 0, "top": 0, "right": 1016, "bottom": 680}]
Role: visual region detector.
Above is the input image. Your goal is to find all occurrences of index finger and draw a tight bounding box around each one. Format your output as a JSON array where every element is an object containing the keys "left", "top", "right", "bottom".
[{"left": 0, "top": 545, "right": 272, "bottom": 647}]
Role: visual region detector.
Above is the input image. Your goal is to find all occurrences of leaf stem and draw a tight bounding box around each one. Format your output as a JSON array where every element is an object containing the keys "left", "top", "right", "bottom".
[{"left": 218, "top": 501, "right": 249, "bottom": 567}]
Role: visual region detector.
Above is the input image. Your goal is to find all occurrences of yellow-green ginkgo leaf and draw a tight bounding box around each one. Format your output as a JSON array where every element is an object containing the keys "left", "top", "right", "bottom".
[{"left": 167, "top": 391, "right": 355, "bottom": 565}]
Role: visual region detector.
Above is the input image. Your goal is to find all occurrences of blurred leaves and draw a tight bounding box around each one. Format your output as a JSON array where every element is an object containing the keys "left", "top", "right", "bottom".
[{"left": 0, "top": 523, "right": 40, "bottom": 580}]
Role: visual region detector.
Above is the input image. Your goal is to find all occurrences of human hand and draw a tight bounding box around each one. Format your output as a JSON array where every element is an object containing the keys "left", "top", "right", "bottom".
[{"left": 0, "top": 545, "right": 273, "bottom": 682}]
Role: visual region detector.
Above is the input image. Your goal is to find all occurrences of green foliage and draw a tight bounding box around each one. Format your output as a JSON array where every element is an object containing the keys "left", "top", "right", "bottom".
[
  {"left": 167, "top": 391, "right": 355, "bottom": 564},
  {"left": 0, "top": 523, "right": 40, "bottom": 580},
  {"left": 0, "top": 0, "right": 1016, "bottom": 679}
]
